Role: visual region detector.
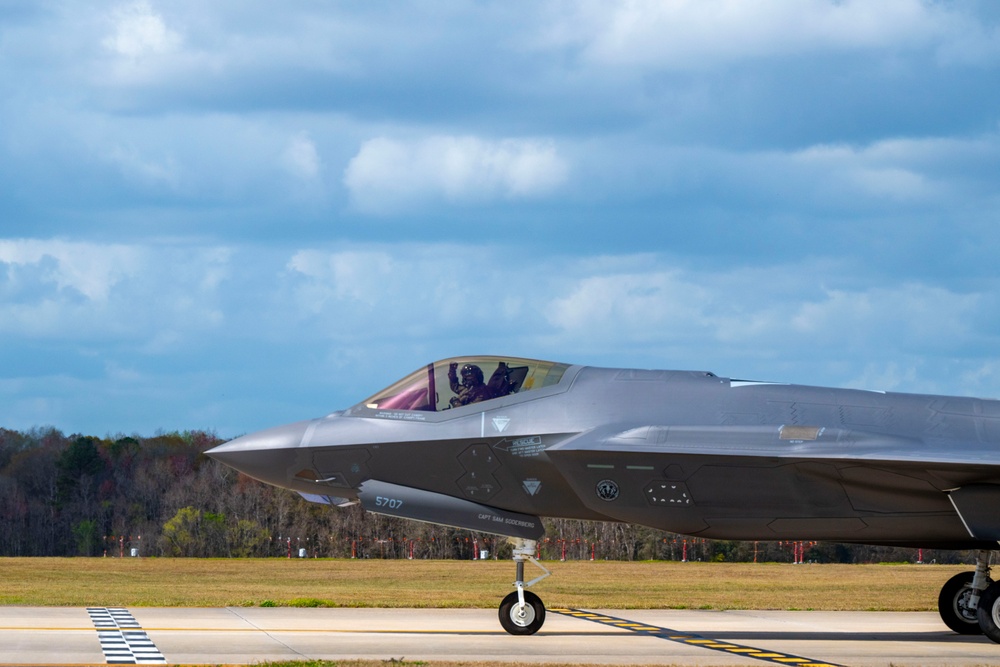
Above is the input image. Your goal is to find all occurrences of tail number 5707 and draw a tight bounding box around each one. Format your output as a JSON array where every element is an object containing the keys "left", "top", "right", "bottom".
[{"left": 375, "top": 496, "right": 403, "bottom": 509}]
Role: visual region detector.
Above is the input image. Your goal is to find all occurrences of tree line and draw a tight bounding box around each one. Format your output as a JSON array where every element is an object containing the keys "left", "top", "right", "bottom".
[{"left": 0, "top": 427, "right": 974, "bottom": 564}]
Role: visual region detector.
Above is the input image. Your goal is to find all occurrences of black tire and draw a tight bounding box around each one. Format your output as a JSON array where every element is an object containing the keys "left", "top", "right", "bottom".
[
  {"left": 938, "top": 571, "right": 985, "bottom": 635},
  {"left": 498, "top": 590, "right": 545, "bottom": 635},
  {"left": 978, "top": 582, "right": 1000, "bottom": 643}
]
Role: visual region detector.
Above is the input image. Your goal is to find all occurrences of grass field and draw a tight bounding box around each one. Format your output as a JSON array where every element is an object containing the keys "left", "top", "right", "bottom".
[{"left": 0, "top": 557, "right": 970, "bottom": 611}]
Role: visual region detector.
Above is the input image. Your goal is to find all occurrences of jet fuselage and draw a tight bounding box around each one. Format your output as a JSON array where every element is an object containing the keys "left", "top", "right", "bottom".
[{"left": 208, "top": 358, "right": 1000, "bottom": 549}]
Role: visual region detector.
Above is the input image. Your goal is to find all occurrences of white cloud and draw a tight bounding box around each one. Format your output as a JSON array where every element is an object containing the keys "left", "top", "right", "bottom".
[
  {"left": 545, "top": 270, "right": 711, "bottom": 341},
  {"left": 960, "top": 361, "right": 1000, "bottom": 399},
  {"left": 781, "top": 133, "right": 1000, "bottom": 204},
  {"left": 343, "top": 135, "right": 569, "bottom": 214},
  {"left": 789, "top": 285, "right": 979, "bottom": 349},
  {"left": 848, "top": 167, "right": 929, "bottom": 200},
  {"left": 847, "top": 362, "right": 923, "bottom": 394},
  {"left": 287, "top": 249, "right": 394, "bottom": 306},
  {"left": 0, "top": 239, "right": 142, "bottom": 302},
  {"left": 285, "top": 245, "right": 524, "bottom": 335},
  {"left": 106, "top": 144, "right": 179, "bottom": 188},
  {"left": 933, "top": 11, "right": 1000, "bottom": 67},
  {"left": 547, "top": 0, "right": 949, "bottom": 70},
  {"left": 281, "top": 133, "right": 321, "bottom": 180},
  {"left": 103, "top": 1, "right": 181, "bottom": 59},
  {"left": 0, "top": 240, "right": 231, "bottom": 341}
]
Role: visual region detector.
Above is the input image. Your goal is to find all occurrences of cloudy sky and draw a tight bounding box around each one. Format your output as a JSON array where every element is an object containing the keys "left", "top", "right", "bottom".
[{"left": 2, "top": 1, "right": 999, "bottom": 438}]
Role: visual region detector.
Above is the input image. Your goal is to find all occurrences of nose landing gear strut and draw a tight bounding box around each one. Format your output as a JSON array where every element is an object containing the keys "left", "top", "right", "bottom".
[{"left": 498, "top": 538, "right": 551, "bottom": 635}]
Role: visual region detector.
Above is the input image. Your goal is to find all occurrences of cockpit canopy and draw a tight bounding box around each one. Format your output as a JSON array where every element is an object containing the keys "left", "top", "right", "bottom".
[{"left": 362, "top": 356, "right": 571, "bottom": 412}]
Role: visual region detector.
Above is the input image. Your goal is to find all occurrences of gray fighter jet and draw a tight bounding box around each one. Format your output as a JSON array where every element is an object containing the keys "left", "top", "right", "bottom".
[{"left": 207, "top": 356, "right": 1000, "bottom": 639}]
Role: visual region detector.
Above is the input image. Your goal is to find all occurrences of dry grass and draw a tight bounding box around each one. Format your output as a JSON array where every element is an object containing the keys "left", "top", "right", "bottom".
[{"left": 0, "top": 558, "right": 970, "bottom": 611}]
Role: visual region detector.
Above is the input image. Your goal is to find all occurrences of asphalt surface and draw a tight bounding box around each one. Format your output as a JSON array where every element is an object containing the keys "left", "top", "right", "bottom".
[{"left": 1, "top": 606, "right": 999, "bottom": 666}]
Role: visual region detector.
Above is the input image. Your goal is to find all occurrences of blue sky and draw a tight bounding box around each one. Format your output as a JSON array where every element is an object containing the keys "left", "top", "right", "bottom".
[{"left": 2, "top": 1, "right": 999, "bottom": 438}]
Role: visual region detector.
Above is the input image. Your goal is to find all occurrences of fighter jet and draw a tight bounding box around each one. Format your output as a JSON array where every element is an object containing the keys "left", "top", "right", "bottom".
[{"left": 207, "top": 356, "right": 1000, "bottom": 639}]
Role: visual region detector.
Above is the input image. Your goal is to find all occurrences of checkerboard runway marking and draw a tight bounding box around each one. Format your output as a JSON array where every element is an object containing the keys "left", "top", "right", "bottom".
[{"left": 87, "top": 607, "right": 166, "bottom": 664}]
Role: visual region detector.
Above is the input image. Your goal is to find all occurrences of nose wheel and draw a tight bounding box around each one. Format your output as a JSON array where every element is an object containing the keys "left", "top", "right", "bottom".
[
  {"left": 499, "top": 538, "right": 550, "bottom": 635},
  {"left": 499, "top": 590, "right": 545, "bottom": 635}
]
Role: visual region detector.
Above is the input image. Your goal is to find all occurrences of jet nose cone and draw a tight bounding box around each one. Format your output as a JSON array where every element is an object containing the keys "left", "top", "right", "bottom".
[{"left": 206, "top": 420, "right": 312, "bottom": 486}]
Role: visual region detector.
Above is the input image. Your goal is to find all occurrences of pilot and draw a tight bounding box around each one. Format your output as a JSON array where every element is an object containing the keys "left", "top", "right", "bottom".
[{"left": 448, "top": 363, "right": 495, "bottom": 407}]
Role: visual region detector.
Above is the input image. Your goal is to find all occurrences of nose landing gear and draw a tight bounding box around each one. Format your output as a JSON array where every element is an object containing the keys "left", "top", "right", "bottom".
[{"left": 498, "top": 538, "right": 550, "bottom": 635}]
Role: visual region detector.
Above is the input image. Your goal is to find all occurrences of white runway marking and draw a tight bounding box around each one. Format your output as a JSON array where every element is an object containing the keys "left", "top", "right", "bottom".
[{"left": 87, "top": 608, "right": 166, "bottom": 664}]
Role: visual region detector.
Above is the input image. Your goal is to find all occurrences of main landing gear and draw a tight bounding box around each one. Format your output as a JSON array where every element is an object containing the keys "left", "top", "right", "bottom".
[
  {"left": 498, "top": 538, "right": 550, "bottom": 635},
  {"left": 938, "top": 550, "right": 1000, "bottom": 642}
]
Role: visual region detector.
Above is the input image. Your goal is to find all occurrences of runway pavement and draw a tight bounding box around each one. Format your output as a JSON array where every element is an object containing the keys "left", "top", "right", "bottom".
[{"left": 0, "top": 605, "right": 998, "bottom": 666}]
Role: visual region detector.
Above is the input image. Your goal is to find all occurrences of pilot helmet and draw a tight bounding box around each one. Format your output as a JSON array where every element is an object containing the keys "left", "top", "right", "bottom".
[{"left": 461, "top": 364, "right": 484, "bottom": 386}]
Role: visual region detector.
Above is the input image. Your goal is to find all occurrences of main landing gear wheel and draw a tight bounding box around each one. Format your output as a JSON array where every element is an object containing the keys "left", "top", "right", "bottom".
[
  {"left": 977, "top": 582, "right": 1000, "bottom": 643},
  {"left": 938, "top": 571, "right": 985, "bottom": 634},
  {"left": 499, "top": 590, "right": 545, "bottom": 635}
]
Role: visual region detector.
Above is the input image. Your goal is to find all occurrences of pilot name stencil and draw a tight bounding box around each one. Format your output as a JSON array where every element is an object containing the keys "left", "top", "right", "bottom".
[{"left": 477, "top": 512, "right": 537, "bottom": 530}]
